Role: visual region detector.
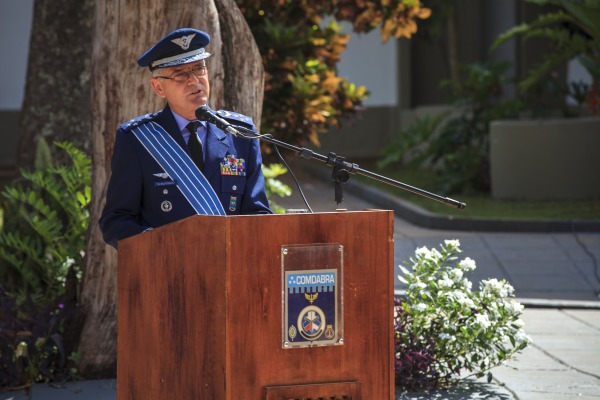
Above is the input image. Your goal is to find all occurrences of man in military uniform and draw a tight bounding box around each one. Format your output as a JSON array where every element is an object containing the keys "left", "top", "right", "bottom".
[{"left": 100, "top": 28, "right": 271, "bottom": 249}]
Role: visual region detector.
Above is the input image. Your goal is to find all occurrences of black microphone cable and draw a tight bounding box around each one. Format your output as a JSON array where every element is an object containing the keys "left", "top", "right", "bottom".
[{"left": 267, "top": 136, "right": 314, "bottom": 213}]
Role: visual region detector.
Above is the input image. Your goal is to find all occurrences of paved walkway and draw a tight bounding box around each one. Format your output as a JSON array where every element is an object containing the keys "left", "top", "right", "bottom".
[{"left": 3, "top": 163, "right": 600, "bottom": 400}]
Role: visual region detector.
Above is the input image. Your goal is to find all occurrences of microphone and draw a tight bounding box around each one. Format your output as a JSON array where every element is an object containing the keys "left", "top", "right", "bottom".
[{"left": 195, "top": 105, "right": 240, "bottom": 137}]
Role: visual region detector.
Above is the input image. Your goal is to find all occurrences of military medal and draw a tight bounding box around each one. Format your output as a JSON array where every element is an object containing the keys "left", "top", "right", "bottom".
[
  {"left": 229, "top": 196, "right": 238, "bottom": 212},
  {"left": 161, "top": 200, "right": 172, "bottom": 212},
  {"left": 220, "top": 155, "right": 247, "bottom": 176}
]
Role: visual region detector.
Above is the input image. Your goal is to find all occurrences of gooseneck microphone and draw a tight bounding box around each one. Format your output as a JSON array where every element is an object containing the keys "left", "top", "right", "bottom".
[{"left": 195, "top": 105, "right": 241, "bottom": 137}]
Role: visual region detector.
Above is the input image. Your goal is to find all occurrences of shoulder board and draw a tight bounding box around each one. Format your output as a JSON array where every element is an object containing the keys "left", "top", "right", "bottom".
[
  {"left": 215, "top": 109, "right": 256, "bottom": 131},
  {"left": 119, "top": 112, "right": 160, "bottom": 132}
]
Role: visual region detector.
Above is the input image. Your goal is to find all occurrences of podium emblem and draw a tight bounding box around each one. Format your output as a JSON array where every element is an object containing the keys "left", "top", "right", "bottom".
[
  {"left": 284, "top": 268, "right": 339, "bottom": 348},
  {"left": 298, "top": 305, "right": 326, "bottom": 340}
]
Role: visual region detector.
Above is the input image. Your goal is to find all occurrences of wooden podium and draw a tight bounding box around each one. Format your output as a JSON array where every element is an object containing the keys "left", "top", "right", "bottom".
[{"left": 117, "top": 210, "right": 394, "bottom": 399}]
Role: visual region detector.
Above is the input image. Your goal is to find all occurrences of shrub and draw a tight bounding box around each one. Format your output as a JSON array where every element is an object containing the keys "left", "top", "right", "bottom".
[
  {"left": 379, "top": 62, "right": 521, "bottom": 194},
  {"left": 395, "top": 240, "right": 530, "bottom": 390},
  {"left": 0, "top": 140, "right": 90, "bottom": 391},
  {"left": 262, "top": 163, "right": 292, "bottom": 214}
]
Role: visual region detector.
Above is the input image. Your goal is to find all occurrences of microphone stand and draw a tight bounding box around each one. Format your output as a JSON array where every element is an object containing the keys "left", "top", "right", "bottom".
[{"left": 232, "top": 125, "right": 466, "bottom": 210}]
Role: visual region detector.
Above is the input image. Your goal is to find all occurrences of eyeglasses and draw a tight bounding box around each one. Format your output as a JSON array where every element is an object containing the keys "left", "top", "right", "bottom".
[{"left": 156, "top": 65, "right": 208, "bottom": 83}]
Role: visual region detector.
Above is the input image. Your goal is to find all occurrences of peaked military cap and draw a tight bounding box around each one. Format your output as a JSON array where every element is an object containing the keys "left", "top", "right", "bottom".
[{"left": 138, "top": 28, "right": 211, "bottom": 70}]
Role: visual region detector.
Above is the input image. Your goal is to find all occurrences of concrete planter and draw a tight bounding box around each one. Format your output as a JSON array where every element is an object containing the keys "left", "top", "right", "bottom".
[{"left": 490, "top": 117, "right": 600, "bottom": 200}]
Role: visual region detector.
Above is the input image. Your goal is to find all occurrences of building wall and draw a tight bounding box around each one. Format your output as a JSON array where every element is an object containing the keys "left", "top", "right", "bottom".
[
  {"left": 317, "top": 22, "right": 400, "bottom": 159},
  {"left": 0, "top": 0, "right": 33, "bottom": 168}
]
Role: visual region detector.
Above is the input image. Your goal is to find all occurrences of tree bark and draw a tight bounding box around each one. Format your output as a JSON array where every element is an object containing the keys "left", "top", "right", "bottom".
[
  {"left": 79, "top": 0, "right": 263, "bottom": 377},
  {"left": 18, "top": 0, "right": 94, "bottom": 169},
  {"left": 214, "top": 0, "right": 264, "bottom": 126}
]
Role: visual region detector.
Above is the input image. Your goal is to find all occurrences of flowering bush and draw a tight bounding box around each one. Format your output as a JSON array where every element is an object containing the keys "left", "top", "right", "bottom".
[{"left": 395, "top": 240, "right": 531, "bottom": 390}]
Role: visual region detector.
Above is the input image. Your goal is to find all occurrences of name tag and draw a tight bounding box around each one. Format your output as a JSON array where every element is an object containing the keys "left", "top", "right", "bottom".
[{"left": 154, "top": 180, "right": 177, "bottom": 187}]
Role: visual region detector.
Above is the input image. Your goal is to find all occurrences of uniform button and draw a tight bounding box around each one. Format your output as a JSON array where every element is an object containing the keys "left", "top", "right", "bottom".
[
  {"left": 232, "top": 185, "right": 237, "bottom": 191},
  {"left": 163, "top": 189, "right": 169, "bottom": 194}
]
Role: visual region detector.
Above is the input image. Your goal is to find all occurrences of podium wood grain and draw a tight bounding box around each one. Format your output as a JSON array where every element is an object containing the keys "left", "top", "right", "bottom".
[{"left": 118, "top": 210, "right": 394, "bottom": 399}]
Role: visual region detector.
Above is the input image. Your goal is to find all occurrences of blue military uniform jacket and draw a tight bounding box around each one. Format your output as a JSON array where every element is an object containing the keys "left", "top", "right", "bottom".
[{"left": 99, "top": 104, "right": 272, "bottom": 248}]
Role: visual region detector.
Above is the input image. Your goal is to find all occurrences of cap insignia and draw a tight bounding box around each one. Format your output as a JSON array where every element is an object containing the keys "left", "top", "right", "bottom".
[{"left": 171, "top": 34, "right": 196, "bottom": 50}]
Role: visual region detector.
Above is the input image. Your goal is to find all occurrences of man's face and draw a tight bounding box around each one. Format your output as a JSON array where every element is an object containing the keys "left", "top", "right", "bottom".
[{"left": 150, "top": 61, "right": 210, "bottom": 120}]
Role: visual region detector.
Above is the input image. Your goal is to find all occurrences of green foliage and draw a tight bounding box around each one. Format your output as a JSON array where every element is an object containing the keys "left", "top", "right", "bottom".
[
  {"left": 379, "top": 112, "right": 450, "bottom": 168},
  {"left": 395, "top": 240, "right": 530, "bottom": 389},
  {"left": 491, "top": 0, "right": 600, "bottom": 93},
  {"left": 262, "top": 163, "right": 292, "bottom": 214},
  {"left": 236, "top": 0, "right": 430, "bottom": 153},
  {"left": 380, "top": 62, "right": 521, "bottom": 194},
  {"left": 0, "top": 140, "right": 90, "bottom": 305},
  {"left": 0, "top": 140, "right": 90, "bottom": 390}
]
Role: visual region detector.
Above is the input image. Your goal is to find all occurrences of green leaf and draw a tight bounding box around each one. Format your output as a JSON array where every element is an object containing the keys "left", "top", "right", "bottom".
[{"left": 0, "top": 140, "right": 90, "bottom": 307}]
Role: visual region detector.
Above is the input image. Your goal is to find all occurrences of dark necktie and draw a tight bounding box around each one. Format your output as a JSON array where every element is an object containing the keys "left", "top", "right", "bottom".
[{"left": 186, "top": 121, "right": 204, "bottom": 171}]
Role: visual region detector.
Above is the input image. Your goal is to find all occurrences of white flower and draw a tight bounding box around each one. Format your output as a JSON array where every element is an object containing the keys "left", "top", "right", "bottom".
[
  {"left": 487, "top": 301, "right": 500, "bottom": 317},
  {"left": 430, "top": 248, "right": 443, "bottom": 262},
  {"left": 475, "top": 313, "right": 491, "bottom": 329},
  {"left": 63, "top": 257, "right": 76, "bottom": 268},
  {"left": 482, "top": 278, "right": 514, "bottom": 298},
  {"left": 458, "top": 257, "right": 477, "bottom": 271},
  {"left": 502, "top": 282, "right": 515, "bottom": 297},
  {"left": 513, "top": 319, "right": 525, "bottom": 328},
  {"left": 482, "top": 278, "right": 501, "bottom": 295},
  {"left": 439, "top": 333, "right": 455, "bottom": 341},
  {"left": 414, "top": 303, "right": 427, "bottom": 312},
  {"left": 454, "top": 292, "right": 475, "bottom": 309},
  {"left": 515, "top": 330, "right": 532, "bottom": 344},
  {"left": 415, "top": 246, "right": 431, "bottom": 260},
  {"left": 461, "top": 278, "right": 473, "bottom": 291},
  {"left": 438, "top": 277, "right": 454, "bottom": 288},
  {"left": 409, "top": 281, "right": 427, "bottom": 290},
  {"left": 505, "top": 300, "right": 525, "bottom": 315},
  {"left": 444, "top": 239, "right": 461, "bottom": 249},
  {"left": 449, "top": 268, "right": 464, "bottom": 282}
]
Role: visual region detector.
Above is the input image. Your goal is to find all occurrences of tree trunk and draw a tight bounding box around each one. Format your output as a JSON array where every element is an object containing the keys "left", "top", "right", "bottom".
[
  {"left": 18, "top": 0, "right": 94, "bottom": 169},
  {"left": 79, "top": 0, "right": 263, "bottom": 377},
  {"left": 214, "top": 0, "right": 264, "bottom": 126}
]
